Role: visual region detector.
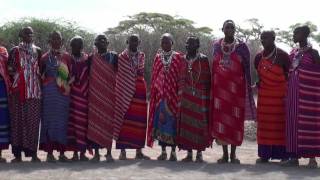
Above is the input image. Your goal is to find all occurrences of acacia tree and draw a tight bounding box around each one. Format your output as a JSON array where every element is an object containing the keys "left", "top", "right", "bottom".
[
  {"left": 105, "top": 12, "right": 215, "bottom": 85},
  {"left": 276, "top": 21, "right": 320, "bottom": 48},
  {"left": 0, "top": 18, "right": 95, "bottom": 52},
  {"left": 236, "top": 18, "right": 264, "bottom": 83}
]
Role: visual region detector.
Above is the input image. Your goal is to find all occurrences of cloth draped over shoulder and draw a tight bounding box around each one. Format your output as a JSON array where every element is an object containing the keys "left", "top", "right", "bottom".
[
  {"left": 114, "top": 49, "right": 145, "bottom": 140},
  {"left": 147, "top": 51, "right": 185, "bottom": 147},
  {"left": 209, "top": 38, "right": 256, "bottom": 146}
]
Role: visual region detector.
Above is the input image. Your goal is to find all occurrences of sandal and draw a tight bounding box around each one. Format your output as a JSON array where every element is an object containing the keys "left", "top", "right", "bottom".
[
  {"left": 217, "top": 156, "right": 228, "bottom": 164},
  {"left": 307, "top": 158, "right": 318, "bottom": 169},
  {"left": 195, "top": 153, "right": 204, "bottom": 163},
  {"left": 157, "top": 152, "right": 167, "bottom": 161},
  {"left": 119, "top": 151, "right": 127, "bottom": 160},
  {"left": 79, "top": 154, "right": 89, "bottom": 161},
  {"left": 169, "top": 152, "right": 177, "bottom": 161},
  {"left": 71, "top": 153, "right": 79, "bottom": 161},
  {"left": 90, "top": 155, "right": 100, "bottom": 162},
  {"left": 181, "top": 154, "right": 193, "bottom": 162},
  {"left": 105, "top": 154, "right": 114, "bottom": 163},
  {"left": 59, "top": 154, "right": 71, "bottom": 163},
  {"left": 280, "top": 159, "right": 299, "bottom": 167},
  {"left": 46, "top": 154, "right": 56, "bottom": 163},
  {"left": 256, "top": 158, "right": 269, "bottom": 164},
  {"left": 11, "top": 157, "right": 22, "bottom": 163},
  {"left": 31, "top": 156, "right": 41, "bottom": 163},
  {"left": 135, "top": 152, "right": 150, "bottom": 160}
]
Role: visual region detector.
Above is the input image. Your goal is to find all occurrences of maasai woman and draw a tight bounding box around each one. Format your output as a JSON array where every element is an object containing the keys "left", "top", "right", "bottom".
[
  {"left": 114, "top": 34, "right": 149, "bottom": 160},
  {"left": 147, "top": 33, "right": 184, "bottom": 161},
  {"left": 87, "top": 34, "right": 117, "bottom": 162},
  {"left": 67, "top": 36, "right": 89, "bottom": 161},
  {"left": 254, "top": 31, "right": 290, "bottom": 163},
  {"left": 177, "top": 35, "right": 212, "bottom": 162},
  {"left": 0, "top": 45, "right": 10, "bottom": 162},
  {"left": 283, "top": 25, "right": 320, "bottom": 168},
  {"left": 210, "top": 20, "right": 256, "bottom": 164},
  {"left": 40, "top": 31, "right": 72, "bottom": 162},
  {"left": 8, "top": 27, "right": 41, "bottom": 162}
]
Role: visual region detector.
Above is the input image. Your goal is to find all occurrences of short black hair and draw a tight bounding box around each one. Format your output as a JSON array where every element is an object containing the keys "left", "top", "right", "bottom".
[
  {"left": 70, "top": 35, "right": 83, "bottom": 47},
  {"left": 127, "top": 34, "right": 140, "bottom": 41},
  {"left": 19, "top": 26, "right": 33, "bottom": 38},
  {"left": 161, "top": 33, "right": 174, "bottom": 44},
  {"left": 222, "top": 20, "right": 235, "bottom": 29},
  {"left": 187, "top": 35, "right": 200, "bottom": 46},
  {"left": 261, "top": 30, "right": 276, "bottom": 40},
  {"left": 294, "top": 25, "right": 311, "bottom": 38},
  {"left": 49, "top": 30, "right": 62, "bottom": 40}
]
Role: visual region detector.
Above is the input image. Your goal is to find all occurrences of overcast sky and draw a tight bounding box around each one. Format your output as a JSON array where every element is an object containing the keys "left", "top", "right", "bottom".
[
  {"left": 1, "top": 0, "right": 319, "bottom": 33},
  {"left": 1, "top": 0, "right": 320, "bottom": 50}
]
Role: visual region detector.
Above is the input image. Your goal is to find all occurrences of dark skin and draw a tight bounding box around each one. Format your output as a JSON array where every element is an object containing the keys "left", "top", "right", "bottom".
[
  {"left": 8, "top": 27, "right": 41, "bottom": 76},
  {"left": 7, "top": 27, "right": 41, "bottom": 162},
  {"left": 182, "top": 37, "right": 207, "bottom": 162},
  {"left": 21, "top": 27, "right": 34, "bottom": 44},
  {"left": 127, "top": 35, "right": 140, "bottom": 52},
  {"left": 293, "top": 29, "right": 320, "bottom": 64},
  {"left": 91, "top": 34, "right": 113, "bottom": 161},
  {"left": 49, "top": 32, "right": 63, "bottom": 50},
  {"left": 217, "top": 21, "right": 240, "bottom": 164},
  {"left": 94, "top": 35, "right": 108, "bottom": 54},
  {"left": 260, "top": 32, "right": 289, "bottom": 79},
  {"left": 161, "top": 36, "right": 173, "bottom": 52},
  {"left": 223, "top": 22, "right": 236, "bottom": 43},
  {"left": 71, "top": 39, "right": 83, "bottom": 57},
  {"left": 185, "top": 37, "right": 199, "bottom": 58}
]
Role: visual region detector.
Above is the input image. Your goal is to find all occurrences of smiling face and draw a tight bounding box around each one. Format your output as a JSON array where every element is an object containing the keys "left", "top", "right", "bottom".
[{"left": 223, "top": 22, "right": 236, "bottom": 39}]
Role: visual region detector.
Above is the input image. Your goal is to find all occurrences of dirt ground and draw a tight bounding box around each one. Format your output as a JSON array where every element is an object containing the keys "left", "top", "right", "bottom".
[{"left": 0, "top": 140, "right": 319, "bottom": 180}]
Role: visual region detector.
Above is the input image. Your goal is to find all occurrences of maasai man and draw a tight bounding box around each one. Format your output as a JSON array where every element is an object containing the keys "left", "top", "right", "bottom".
[
  {"left": 177, "top": 35, "right": 212, "bottom": 162},
  {"left": 254, "top": 31, "right": 290, "bottom": 163},
  {"left": 147, "top": 33, "right": 184, "bottom": 161},
  {"left": 210, "top": 20, "right": 256, "bottom": 164},
  {"left": 8, "top": 26, "right": 41, "bottom": 162},
  {"left": 114, "top": 34, "right": 149, "bottom": 160},
  {"left": 283, "top": 25, "right": 320, "bottom": 168},
  {"left": 67, "top": 36, "right": 89, "bottom": 161},
  {"left": 87, "top": 34, "right": 117, "bottom": 162},
  {"left": 40, "top": 31, "right": 72, "bottom": 162},
  {"left": 0, "top": 44, "right": 10, "bottom": 162}
]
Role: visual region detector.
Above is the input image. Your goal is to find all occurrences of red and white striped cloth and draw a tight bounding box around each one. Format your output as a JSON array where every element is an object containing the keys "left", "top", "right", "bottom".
[
  {"left": 114, "top": 49, "right": 145, "bottom": 140},
  {"left": 147, "top": 51, "right": 185, "bottom": 147}
]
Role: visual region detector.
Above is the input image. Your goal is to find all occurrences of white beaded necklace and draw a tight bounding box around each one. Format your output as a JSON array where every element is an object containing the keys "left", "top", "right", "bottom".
[
  {"left": 262, "top": 47, "right": 277, "bottom": 71},
  {"left": 292, "top": 44, "right": 312, "bottom": 70},
  {"left": 220, "top": 38, "right": 237, "bottom": 69},
  {"left": 128, "top": 49, "right": 139, "bottom": 76},
  {"left": 160, "top": 50, "right": 174, "bottom": 72}
]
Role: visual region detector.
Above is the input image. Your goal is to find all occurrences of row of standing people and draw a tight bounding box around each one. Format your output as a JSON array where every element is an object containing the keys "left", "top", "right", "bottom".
[{"left": 0, "top": 20, "right": 320, "bottom": 168}]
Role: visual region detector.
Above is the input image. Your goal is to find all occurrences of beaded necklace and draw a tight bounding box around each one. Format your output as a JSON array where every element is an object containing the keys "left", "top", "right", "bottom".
[
  {"left": 128, "top": 49, "right": 139, "bottom": 76},
  {"left": 292, "top": 45, "right": 312, "bottom": 71},
  {"left": 220, "top": 38, "right": 237, "bottom": 69},
  {"left": 262, "top": 47, "right": 277, "bottom": 71},
  {"left": 185, "top": 53, "right": 201, "bottom": 96},
  {"left": 160, "top": 50, "right": 174, "bottom": 72}
]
